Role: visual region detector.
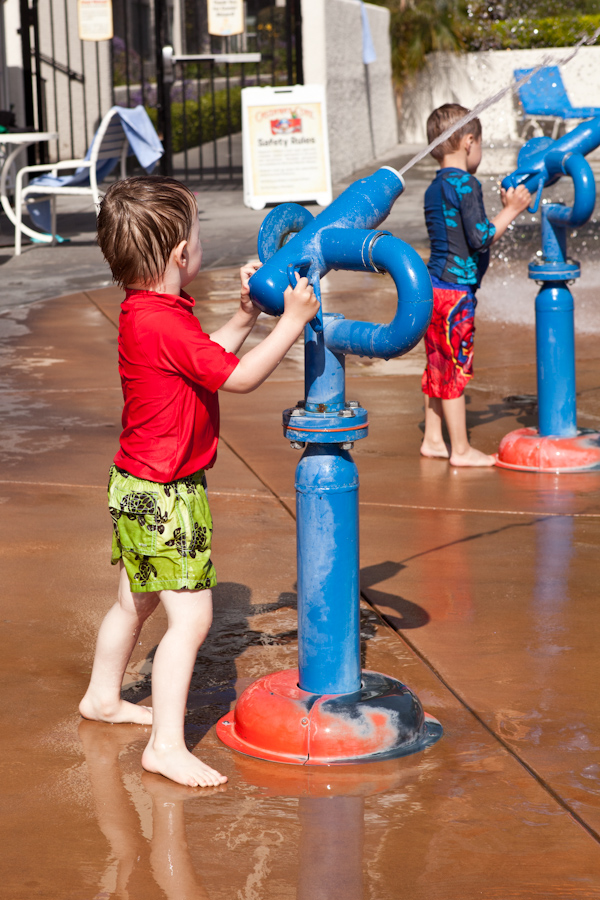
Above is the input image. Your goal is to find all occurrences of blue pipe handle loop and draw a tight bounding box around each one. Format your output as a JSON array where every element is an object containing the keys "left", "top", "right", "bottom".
[
  {"left": 287, "top": 259, "right": 323, "bottom": 333},
  {"left": 543, "top": 150, "right": 596, "bottom": 228},
  {"left": 323, "top": 232, "right": 433, "bottom": 360}
]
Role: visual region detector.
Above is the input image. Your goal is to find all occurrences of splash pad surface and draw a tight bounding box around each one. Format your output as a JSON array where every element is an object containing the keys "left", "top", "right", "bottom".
[{"left": 2, "top": 265, "right": 600, "bottom": 897}]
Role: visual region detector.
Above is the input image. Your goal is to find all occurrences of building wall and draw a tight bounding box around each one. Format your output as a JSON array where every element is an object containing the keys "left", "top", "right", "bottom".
[
  {"left": 1, "top": 0, "right": 113, "bottom": 161},
  {"left": 399, "top": 46, "right": 600, "bottom": 147},
  {"left": 302, "top": 0, "right": 397, "bottom": 182}
]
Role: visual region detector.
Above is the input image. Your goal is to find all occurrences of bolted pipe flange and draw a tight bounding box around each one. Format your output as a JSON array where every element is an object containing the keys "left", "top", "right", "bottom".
[
  {"left": 528, "top": 260, "right": 581, "bottom": 281},
  {"left": 283, "top": 402, "right": 368, "bottom": 445}
]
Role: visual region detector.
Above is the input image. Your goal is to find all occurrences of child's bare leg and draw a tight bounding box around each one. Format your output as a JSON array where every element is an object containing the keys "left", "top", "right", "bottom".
[
  {"left": 80, "top": 563, "right": 158, "bottom": 725},
  {"left": 141, "top": 587, "right": 227, "bottom": 787},
  {"left": 420, "top": 395, "right": 450, "bottom": 458},
  {"left": 442, "top": 395, "right": 495, "bottom": 467}
]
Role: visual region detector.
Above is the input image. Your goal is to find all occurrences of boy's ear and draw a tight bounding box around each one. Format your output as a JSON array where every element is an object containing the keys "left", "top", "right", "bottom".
[{"left": 172, "top": 239, "right": 188, "bottom": 268}]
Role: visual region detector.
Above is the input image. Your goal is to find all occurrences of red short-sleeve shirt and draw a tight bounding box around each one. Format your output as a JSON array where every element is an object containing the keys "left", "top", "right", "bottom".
[{"left": 113, "top": 289, "right": 239, "bottom": 482}]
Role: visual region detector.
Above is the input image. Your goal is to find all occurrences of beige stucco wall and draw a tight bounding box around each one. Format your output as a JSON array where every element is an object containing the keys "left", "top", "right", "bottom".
[
  {"left": 301, "top": 0, "right": 397, "bottom": 182},
  {"left": 399, "top": 46, "right": 600, "bottom": 148}
]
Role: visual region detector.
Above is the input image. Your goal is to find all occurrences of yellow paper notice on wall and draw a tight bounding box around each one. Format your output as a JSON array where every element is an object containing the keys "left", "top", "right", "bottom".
[
  {"left": 78, "top": 0, "right": 113, "bottom": 42},
  {"left": 208, "top": 0, "right": 244, "bottom": 36}
]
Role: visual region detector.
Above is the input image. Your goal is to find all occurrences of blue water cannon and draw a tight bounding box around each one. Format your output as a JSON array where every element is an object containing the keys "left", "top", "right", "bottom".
[
  {"left": 217, "top": 167, "right": 442, "bottom": 766},
  {"left": 497, "top": 118, "right": 600, "bottom": 472},
  {"left": 501, "top": 117, "right": 599, "bottom": 219},
  {"left": 248, "top": 166, "right": 433, "bottom": 359}
]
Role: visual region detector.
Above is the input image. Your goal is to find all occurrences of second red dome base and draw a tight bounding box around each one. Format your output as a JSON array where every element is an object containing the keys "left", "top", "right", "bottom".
[{"left": 497, "top": 427, "right": 600, "bottom": 472}]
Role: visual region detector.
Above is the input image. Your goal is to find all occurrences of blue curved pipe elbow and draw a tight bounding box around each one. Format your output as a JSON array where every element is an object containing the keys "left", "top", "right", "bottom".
[
  {"left": 543, "top": 150, "right": 596, "bottom": 228},
  {"left": 248, "top": 166, "right": 433, "bottom": 361},
  {"left": 324, "top": 233, "right": 432, "bottom": 359}
]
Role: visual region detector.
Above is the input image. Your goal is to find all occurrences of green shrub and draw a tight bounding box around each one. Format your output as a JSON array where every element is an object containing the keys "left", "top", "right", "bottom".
[
  {"left": 465, "top": 14, "right": 600, "bottom": 51},
  {"left": 372, "top": 0, "right": 600, "bottom": 88},
  {"left": 147, "top": 87, "right": 242, "bottom": 153}
]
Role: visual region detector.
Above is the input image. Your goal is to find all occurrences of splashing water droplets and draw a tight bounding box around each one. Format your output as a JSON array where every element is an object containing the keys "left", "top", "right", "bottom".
[{"left": 396, "top": 26, "right": 600, "bottom": 179}]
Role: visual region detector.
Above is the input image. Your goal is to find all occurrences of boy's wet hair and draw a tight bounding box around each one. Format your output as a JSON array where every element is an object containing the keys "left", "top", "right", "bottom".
[
  {"left": 426, "top": 104, "right": 482, "bottom": 162},
  {"left": 97, "top": 175, "right": 198, "bottom": 288}
]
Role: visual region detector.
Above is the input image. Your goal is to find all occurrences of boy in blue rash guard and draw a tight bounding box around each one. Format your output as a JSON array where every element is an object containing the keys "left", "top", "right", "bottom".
[{"left": 420, "top": 104, "right": 531, "bottom": 467}]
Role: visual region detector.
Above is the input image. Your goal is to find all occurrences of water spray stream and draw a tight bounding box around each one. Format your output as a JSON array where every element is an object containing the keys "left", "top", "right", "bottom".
[{"left": 397, "top": 26, "right": 600, "bottom": 177}]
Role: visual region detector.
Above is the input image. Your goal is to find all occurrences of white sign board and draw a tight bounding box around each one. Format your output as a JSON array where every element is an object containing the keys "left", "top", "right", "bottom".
[
  {"left": 208, "top": 0, "right": 244, "bottom": 36},
  {"left": 242, "top": 85, "right": 332, "bottom": 211},
  {"left": 78, "top": 0, "right": 113, "bottom": 42}
]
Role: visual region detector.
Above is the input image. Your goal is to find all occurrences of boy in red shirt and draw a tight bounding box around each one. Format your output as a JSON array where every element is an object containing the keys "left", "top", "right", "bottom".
[{"left": 80, "top": 176, "right": 318, "bottom": 787}]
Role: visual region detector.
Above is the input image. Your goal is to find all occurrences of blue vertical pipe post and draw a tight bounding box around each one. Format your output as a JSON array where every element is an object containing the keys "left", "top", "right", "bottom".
[
  {"left": 535, "top": 281, "right": 577, "bottom": 437},
  {"left": 296, "top": 444, "right": 361, "bottom": 695},
  {"left": 296, "top": 323, "right": 361, "bottom": 695},
  {"left": 216, "top": 166, "right": 442, "bottom": 766},
  {"left": 503, "top": 143, "right": 597, "bottom": 440},
  {"left": 248, "top": 166, "right": 433, "bottom": 697}
]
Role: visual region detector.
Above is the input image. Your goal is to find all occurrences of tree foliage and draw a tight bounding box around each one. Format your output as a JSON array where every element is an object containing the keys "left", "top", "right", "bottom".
[{"left": 372, "top": 0, "right": 600, "bottom": 87}]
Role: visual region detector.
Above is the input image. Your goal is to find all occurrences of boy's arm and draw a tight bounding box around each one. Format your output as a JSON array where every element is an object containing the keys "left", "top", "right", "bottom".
[
  {"left": 220, "top": 277, "right": 319, "bottom": 394},
  {"left": 490, "top": 186, "right": 531, "bottom": 244},
  {"left": 209, "top": 261, "right": 261, "bottom": 355}
]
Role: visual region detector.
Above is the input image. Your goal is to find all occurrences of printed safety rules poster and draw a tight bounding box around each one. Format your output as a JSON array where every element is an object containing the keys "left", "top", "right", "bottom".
[{"left": 242, "top": 85, "right": 332, "bottom": 210}]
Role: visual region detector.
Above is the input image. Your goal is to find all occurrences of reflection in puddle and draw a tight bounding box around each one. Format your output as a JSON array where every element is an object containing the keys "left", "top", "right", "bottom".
[
  {"left": 533, "top": 512, "right": 574, "bottom": 646},
  {"left": 79, "top": 719, "right": 421, "bottom": 900},
  {"left": 297, "top": 797, "right": 364, "bottom": 900},
  {"left": 79, "top": 720, "right": 218, "bottom": 899}
]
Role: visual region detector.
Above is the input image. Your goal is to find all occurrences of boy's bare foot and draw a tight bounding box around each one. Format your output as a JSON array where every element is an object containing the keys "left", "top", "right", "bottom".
[
  {"left": 79, "top": 692, "right": 153, "bottom": 725},
  {"left": 420, "top": 439, "right": 450, "bottom": 459},
  {"left": 449, "top": 447, "right": 496, "bottom": 467},
  {"left": 141, "top": 770, "right": 227, "bottom": 798},
  {"left": 141, "top": 742, "right": 228, "bottom": 788}
]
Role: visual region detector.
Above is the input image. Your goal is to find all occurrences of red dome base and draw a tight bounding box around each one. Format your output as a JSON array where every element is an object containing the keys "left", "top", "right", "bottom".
[
  {"left": 216, "top": 669, "right": 442, "bottom": 766},
  {"left": 497, "top": 427, "right": 600, "bottom": 472}
]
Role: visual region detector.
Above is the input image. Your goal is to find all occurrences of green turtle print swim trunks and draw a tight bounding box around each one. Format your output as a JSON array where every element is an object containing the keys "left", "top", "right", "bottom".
[{"left": 108, "top": 465, "right": 217, "bottom": 593}]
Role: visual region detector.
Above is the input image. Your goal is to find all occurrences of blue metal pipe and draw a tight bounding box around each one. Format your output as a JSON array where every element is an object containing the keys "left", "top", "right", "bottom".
[
  {"left": 502, "top": 116, "right": 600, "bottom": 203},
  {"left": 249, "top": 167, "right": 406, "bottom": 317},
  {"left": 296, "top": 444, "right": 361, "bottom": 695},
  {"left": 501, "top": 124, "right": 600, "bottom": 442},
  {"left": 536, "top": 283, "right": 577, "bottom": 437},
  {"left": 543, "top": 151, "right": 596, "bottom": 228},
  {"left": 305, "top": 318, "right": 346, "bottom": 413},
  {"left": 323, "top": 233, "right": 433, "bottom": 359},
  {"left": 249, "top": 166, "right": 432, "bottom": 699}
]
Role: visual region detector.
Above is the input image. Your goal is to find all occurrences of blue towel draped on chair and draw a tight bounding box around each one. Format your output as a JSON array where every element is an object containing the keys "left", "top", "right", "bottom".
[{"left": 28, "top": 106, "right": 163, "bottom": 233}]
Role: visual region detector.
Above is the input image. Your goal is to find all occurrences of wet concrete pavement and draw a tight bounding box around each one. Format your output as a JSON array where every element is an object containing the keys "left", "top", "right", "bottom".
[{"left": 2, "top": 260, "right": 600, "bottom": 898}]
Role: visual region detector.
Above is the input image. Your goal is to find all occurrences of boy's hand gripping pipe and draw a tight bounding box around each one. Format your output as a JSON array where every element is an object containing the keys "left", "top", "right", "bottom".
[
  {"left": 217, "top": 168, "right": 442, "bottom": 766},
  {"left": 497, "top": 118, "right": 600, "bottom": 472}
]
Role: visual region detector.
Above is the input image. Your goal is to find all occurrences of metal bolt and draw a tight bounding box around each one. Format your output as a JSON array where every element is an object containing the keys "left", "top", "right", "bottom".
[
  {"left": 301, "top": 717, "right": 309, "bottom": 726},
  {"left": 347, "top": 400, "right": 359, "bottom": 408},
  {"left": 290, "top": 408, "right": 306, "bottom": 417},
  {"left": 290, "top": 441, "right": 306, "bottom": 450},
  {"left": 339, "top": 409, "right": 354, "bottom": 417},
  {"left": 341, "top": 442, "right": 354, "bottom": 450}
]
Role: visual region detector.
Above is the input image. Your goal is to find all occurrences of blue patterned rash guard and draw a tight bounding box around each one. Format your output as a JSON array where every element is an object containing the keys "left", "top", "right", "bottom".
[{"left": 424, "top": 168, "right": 496, "bottom": 290}]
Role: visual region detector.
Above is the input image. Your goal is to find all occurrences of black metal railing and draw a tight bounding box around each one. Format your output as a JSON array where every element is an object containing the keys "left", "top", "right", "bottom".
[
  {"left": 19, "top": 0, "right": 106, "bottom": 164},
  {"left": 18, "top": 0, "right": 303, "bottom": 183}
]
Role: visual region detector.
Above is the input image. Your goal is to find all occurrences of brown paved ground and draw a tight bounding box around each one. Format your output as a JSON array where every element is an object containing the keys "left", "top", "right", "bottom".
[{"left": 1, "top": 266, "right": 600, "bottom": 899}]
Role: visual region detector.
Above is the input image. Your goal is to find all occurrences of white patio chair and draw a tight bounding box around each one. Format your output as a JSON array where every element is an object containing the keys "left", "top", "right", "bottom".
[{"left": 13, "top": 107, "right": 129, "bottom": 255}]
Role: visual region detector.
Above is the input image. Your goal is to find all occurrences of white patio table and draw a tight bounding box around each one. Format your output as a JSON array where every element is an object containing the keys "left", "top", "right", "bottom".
[{"left": 0, "top": 132, "right": 59, "bottom": 243}]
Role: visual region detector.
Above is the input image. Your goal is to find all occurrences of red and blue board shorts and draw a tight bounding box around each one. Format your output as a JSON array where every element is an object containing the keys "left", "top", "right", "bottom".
[{"left": 421, "top": 286, "right": 476, "bottom": 400}]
